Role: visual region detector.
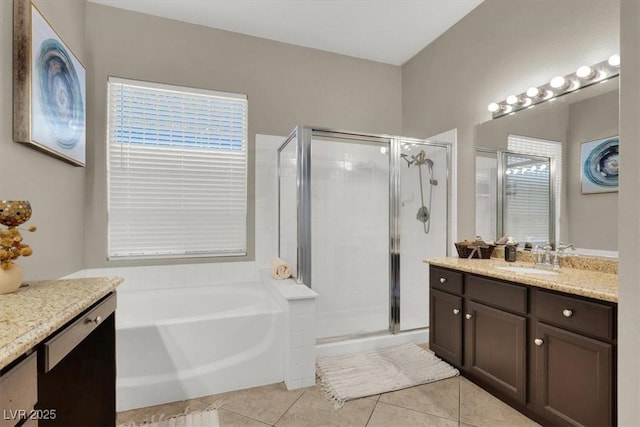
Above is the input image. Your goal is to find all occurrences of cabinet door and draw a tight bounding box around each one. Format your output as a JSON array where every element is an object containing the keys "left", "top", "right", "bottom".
[
  {"left": 429, "top": 288, "right": 463, "bottom": 367},
  {"left": 464, "top": 300, "right": 526, "bottom": 404},
  {"left": 534, "top": 322, "right": 612, "bottom": 427}
]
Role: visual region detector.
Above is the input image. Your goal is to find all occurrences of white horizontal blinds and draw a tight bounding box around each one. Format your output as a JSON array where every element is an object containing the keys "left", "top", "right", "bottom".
[
  {"left": 503, "top": 154, "right": 550, "bottom": 243},
  {"left": 107, "top": 77, "right": 248, "bottom": 259},
  {"left": 508, "top": 135, "right": 562, "bottom": 244}
]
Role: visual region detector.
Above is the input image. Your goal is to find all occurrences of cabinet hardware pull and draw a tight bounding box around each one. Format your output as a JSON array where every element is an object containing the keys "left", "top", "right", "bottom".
[
  {"left": 90, "top": 316, "right": 102, "bottom": 324},
  {"left": 534, "top": 338, "right": 544, "bottom": 346},
  {"left": 439, "top": 277, "right": 447, "bottom": 283},
  {"left": 453, "top": 309, "right": 460, "bottom": 315},
  {"left": 465, "top": 313, "right": 472, "bottom": 320},
  {"left": 562, "top": 309, "right": 573, "bottom": 318}
]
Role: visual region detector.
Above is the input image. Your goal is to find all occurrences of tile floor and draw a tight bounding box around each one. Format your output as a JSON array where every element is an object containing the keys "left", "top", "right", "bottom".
[{"left": 117, "top": 376, "right": 541, "bottom": 427}]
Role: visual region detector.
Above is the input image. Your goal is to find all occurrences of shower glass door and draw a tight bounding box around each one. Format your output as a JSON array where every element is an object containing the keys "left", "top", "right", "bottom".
[
  {"left": 398, "top": 141, "right": 449, "bottom": 331},
  {"left": 311, "top": 133, "right": 390, "bottom": 339}
]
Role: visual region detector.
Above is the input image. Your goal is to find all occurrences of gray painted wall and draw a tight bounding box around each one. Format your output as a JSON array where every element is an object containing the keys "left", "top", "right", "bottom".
[
  {"left": 402, "top": 0, "right": 619, "bottom": 241},
  {"left": 619, "top": 1, "right": 640, "bottom": 422},
  {"left": 0, "top": 0, "right": 86, "bottom": 280},
  {"left": 567, "top": 90, "right": 619, "bottom": 251},
  {"left": 83, "top": 3, "right": 402, "bottom": 267}
]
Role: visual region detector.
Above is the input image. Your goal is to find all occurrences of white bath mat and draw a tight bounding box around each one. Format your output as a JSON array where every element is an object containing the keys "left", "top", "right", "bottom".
[
  {"left": 316, "top": 343, "right": 459, "bottom": 407},
  {"left": 118, "top": 408, "right": 219, "bottom": 427}
]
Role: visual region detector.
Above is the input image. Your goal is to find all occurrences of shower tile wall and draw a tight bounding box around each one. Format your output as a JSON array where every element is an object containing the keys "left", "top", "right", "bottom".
[
  {"left": 256, "top": 135, "right": 290, "bottom": 270},
  {"left": 73, "top": 261, "right": 261, "bottom": 291}
]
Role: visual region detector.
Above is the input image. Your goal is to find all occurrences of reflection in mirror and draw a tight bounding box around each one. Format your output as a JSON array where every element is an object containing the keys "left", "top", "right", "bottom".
[
  {"left": 502, "top": 152, "right": 552, "bottom": 246},
  {"left": 475, "top": 149, "right": 497, "bottom": 241},
  {"left": 475, "top": 77, "right": 619, "bottom": 255}
]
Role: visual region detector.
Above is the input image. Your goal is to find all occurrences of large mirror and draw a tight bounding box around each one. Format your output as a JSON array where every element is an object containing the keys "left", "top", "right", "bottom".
[{"left": 475, "top": 77, "right": 619, "bottom": 255}]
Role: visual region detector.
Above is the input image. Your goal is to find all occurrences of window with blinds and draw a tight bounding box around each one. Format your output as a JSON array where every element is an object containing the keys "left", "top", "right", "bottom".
[
  {"left": 503, "top": 153, "right": 551, "bottom": 244},
  {"left": 107, "top": 77, "right": 248, "bottom": 259},
  {"left": 507, "top": 135, "right": 562, "bottom": 244}
]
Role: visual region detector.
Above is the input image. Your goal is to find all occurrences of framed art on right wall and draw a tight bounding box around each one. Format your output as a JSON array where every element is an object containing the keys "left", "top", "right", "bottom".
[{"left": 580, "top": 136, "right": 619, "bottom": 194}]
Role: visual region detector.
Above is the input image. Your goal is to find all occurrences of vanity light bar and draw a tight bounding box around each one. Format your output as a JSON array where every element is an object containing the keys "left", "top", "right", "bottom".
[{"left": 488, "top": 54, "right": 620, "bottom": 119}]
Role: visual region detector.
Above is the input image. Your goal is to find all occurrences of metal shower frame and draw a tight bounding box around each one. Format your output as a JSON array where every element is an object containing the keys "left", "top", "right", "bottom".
[{"left": 277, "top": 125, "right": 452, "bottom": 335}]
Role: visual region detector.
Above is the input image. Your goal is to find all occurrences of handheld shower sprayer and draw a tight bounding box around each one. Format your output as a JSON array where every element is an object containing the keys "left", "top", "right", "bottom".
[{"left": 401, "top": 149, "right": 437, "bottom": 234}]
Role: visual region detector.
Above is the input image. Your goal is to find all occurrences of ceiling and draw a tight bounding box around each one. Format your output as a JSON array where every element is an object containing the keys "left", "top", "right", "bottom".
[{"left": 88, "top": 0, "right": 483, "bottom": 66}]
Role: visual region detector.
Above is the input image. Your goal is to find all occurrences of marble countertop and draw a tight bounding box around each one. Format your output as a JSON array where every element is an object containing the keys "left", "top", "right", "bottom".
[
  {"left": 426, "top": 257, "right": 617, "bottom": 303},
  {"left": 0, "top": 276, "right": 123, "bottom": 370}
]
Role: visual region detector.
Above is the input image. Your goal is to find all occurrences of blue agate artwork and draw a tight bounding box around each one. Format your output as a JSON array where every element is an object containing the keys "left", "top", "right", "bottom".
[
  {"left": 36, "top": 39, "right": 84, "bottom": 149},
  {"left": 580, "top": 137, "right": 619, "bottom": 194},
  {"left": 31, "top": 6, "right": 85, "bottom": 165}
]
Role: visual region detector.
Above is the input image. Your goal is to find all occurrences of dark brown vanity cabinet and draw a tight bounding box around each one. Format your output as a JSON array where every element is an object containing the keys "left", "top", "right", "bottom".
[
  {"left": 429, "top": 265, "right": 617, "bottom": 427},
  {"left": 464, "top": 300, "right": 527, "bottom": 404},
  {"left": 429, "top": 288, "right": 463, "bottom": 366},
  {"left": 429, "top": 267, "right": 464, "bottom": 367},
  {"left": 533, "top": 290, "right": 615, "bottom": 427},
  {"left": 0, "top": 292, "right": 116, "bottom": 427}
]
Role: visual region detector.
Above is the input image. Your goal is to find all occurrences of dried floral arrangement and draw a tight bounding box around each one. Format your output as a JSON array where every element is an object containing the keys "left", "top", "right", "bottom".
[{"left": 0, "top": 201, "right": 36, "bottom": 270}]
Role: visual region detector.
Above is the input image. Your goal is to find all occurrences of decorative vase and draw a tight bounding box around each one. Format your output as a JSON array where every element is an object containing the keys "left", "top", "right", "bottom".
[
  {"left": 0, "top": 200, "right": 32, "bottom": 227},
  {"left": 0, "top": 264, "right": 23, "bottom": 295}
]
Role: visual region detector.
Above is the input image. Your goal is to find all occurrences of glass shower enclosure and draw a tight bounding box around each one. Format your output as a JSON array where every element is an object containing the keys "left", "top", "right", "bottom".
[{"left": 278, "top": 126, "right": 451, "bottom": 341}]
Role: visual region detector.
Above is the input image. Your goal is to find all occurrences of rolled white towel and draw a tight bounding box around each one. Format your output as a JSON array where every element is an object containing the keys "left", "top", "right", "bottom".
[{"left": 271, "top": 257, "right": 292, "bottom": 280}]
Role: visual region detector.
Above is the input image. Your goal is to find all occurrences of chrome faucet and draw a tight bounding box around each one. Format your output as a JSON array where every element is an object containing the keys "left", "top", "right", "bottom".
[
  {"left": 557, "top": 242, "right": 576, "bottom": 252},
  {"left": 543, "top": 245, "right": 553, "bottom": 266}
]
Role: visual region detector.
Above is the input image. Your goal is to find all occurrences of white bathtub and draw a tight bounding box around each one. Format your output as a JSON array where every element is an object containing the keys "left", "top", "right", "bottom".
[{"left": 116, "top": 283, "right": 284, "bottom": 411}]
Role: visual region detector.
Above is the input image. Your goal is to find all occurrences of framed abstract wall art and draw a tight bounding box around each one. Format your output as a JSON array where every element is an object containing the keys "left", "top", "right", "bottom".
[
  {"left": 580, "top": 136, "right": 619, "bottom": 194},
  {"left": 13, "top": 0, "right": 86, "bottom": 166}
]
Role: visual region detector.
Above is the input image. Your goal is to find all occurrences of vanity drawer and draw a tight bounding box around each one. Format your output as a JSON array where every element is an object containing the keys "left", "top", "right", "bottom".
[
  {"left": 430, "top": 266, "right": 463, "bottom": 295},
  {"left": 466, "top": 275, "right": 527, "bottom": 315},
  {"left": 41, "top": 292, "right": 116, "bottom": 373},
  {"left": 535, "top": 290, "right": 614, "bottom": 341},
  {"left": 0, "top": 352, "right": 37, "bottom": 427}
]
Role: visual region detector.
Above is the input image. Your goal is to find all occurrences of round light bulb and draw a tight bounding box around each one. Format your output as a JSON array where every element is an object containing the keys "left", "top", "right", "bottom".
[
  {"left": 488, "top": 102, "right": 500, "bottom": 113},
  {"left": 526, "top": 87, "right": 540, "bottom": 98},
  {"left": 504, "top": 105, "right": 514, "bottom": 113},
  {"left": 550, "top": 76, "right": 567, "bottom": 89},
  {"left": 608, "top": 54, "right": 620, "bottom": 67},
  {"left": 576, "top": 65, "right": 595, "bottom": 79},
  {"left": 506, "top": 95, "right": 519, "bottom": 105}
]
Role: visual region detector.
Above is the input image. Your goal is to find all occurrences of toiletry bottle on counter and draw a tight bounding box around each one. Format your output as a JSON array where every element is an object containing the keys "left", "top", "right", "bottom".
[{"left": 505, "top": 237, "right": 517, "bottom": 262}]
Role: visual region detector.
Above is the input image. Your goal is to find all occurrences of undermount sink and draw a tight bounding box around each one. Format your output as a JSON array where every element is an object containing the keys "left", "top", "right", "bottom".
[{"left": 495, "top": 266, "right": 559, "bottom": 275}]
